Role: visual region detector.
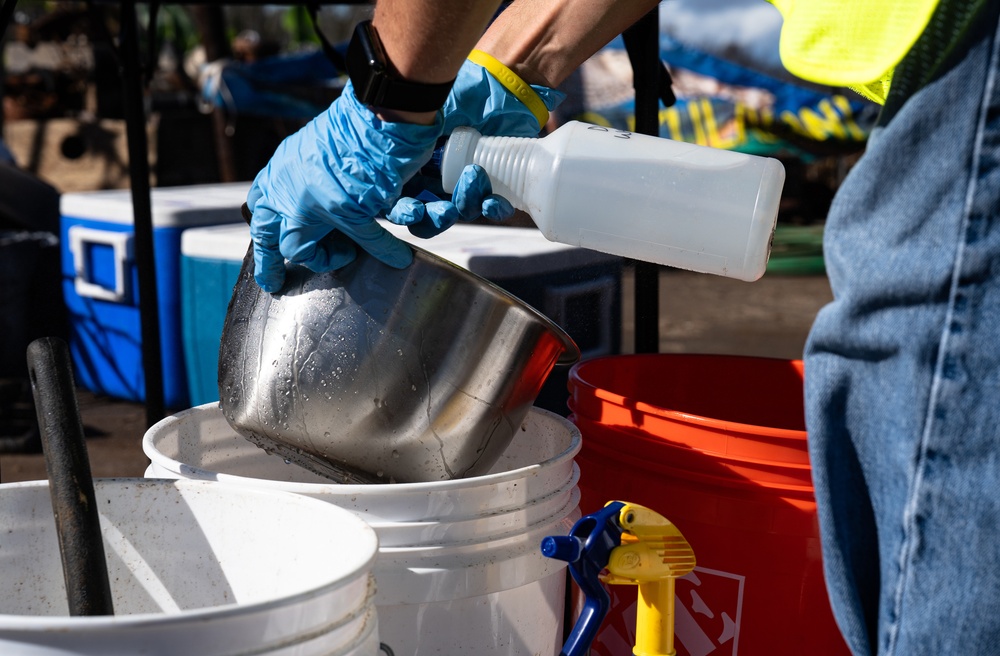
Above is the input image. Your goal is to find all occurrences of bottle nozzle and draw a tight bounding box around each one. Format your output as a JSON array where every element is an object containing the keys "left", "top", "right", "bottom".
[{"left": 440, "top": 127, "right": 480, "bottom": 194}]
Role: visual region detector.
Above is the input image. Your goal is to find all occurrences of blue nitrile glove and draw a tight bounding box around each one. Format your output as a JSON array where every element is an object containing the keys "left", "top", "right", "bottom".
[
  {"left": 388, "top": 164, "right": 514, "bottom": 238},
  {"left": 440, "top": 58, "right": 565, "bottom": 136},
  {"left": 386, "top": 59, "right": 565, "bottom": 237},
  {"left": 247, "top": 79, "right": 443, "bottom": 293}
]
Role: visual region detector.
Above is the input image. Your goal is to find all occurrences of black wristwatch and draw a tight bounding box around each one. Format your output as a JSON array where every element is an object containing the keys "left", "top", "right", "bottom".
[{"left": 346, "top": 20, "right": 454, "bottom": 112}]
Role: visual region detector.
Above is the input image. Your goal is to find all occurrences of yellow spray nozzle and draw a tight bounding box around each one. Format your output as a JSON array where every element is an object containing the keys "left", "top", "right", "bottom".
[
  {"left": 601, "top": 502, "right": 696, "bottom": 656},
  {"left": 602, "top": 503, "right": 696, "bottom": 584}
]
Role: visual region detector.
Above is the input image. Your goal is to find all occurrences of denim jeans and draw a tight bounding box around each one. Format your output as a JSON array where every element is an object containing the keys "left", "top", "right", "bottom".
[{"left": 804, "top": 8, "right": 1000, "bottom": 656}]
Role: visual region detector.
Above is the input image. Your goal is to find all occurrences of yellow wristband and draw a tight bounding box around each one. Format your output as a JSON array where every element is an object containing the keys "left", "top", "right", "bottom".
[{"left": 467, "top": 49, "right": 549, "bottom": 128}]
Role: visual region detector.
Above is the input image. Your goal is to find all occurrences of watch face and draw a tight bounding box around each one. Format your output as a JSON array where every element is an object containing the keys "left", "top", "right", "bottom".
[
  {"left": 347, "top": 21, "right": 388, "bottom": 104},
  {"left": 345, "top": 19, "right": 454, "bottom": 112}
]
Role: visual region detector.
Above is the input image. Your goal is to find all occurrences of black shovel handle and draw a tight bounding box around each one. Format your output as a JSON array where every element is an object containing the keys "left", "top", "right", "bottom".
[{"left": 27, "top": 337, "right": 115, "bottom": 616}]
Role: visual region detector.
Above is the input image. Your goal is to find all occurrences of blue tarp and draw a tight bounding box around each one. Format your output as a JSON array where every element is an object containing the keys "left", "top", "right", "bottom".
[
  {"left": 199, "top": 49, "right": 344, "bottom": 119},
  {"left": 559, "top": 0, "right": 878, "bottom": 155},
  {"left": 570, "top": 34, "right": 877, "bottom": 155}
]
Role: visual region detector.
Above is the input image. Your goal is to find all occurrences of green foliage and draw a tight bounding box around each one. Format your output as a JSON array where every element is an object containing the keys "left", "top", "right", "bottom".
[
  {"left": 134, "top": 5, "right": 199, "bottom": 54},
  {"left": 281, "top": 6, "right": 320, "bottom": 50}
]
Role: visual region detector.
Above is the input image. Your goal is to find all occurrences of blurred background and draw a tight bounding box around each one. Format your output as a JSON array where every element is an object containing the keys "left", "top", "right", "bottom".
[{"left": 1, "top": 0, "right": 874, "bottom": 194}]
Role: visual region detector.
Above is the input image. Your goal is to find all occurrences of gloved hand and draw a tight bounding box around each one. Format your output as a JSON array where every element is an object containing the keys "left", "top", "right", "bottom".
[
  {"left": 386, "top": 58, "right": 565, "bottom": 237},
  {"left": 440, "top": 57, "right": 565, "bottom": 137},
  {"left": 389, "top": 164, "right": 515, "bottom": 238},
  {"left": 246, "top": 79, "right": 443, "bottom": 293}
]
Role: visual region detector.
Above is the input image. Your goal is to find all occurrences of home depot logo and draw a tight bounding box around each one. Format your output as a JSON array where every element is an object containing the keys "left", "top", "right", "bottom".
[{"left": 592, "top": 566, "right": 745, "bottom": 656}]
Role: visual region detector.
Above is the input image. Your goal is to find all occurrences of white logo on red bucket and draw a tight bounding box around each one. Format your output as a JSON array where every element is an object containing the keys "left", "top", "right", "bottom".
[{"left": 592, "top": 566, "right": 745, "bottom": 656}]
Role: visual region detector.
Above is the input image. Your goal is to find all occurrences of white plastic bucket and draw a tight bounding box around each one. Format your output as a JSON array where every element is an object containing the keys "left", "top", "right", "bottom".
[
  {"left": 143, "top": 403, "right": 582, "bottom": 656},
  {"left": 0, "top": 478, "right": 379, "bottom": 656}
]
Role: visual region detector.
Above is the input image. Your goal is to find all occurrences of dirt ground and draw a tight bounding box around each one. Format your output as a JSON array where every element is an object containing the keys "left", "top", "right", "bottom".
[{"left": 0, "top": 267, "right": 833, "bottom": 485}]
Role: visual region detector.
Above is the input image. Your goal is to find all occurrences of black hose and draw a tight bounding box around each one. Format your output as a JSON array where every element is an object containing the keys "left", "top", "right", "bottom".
[{"left": 27, "top": 337, "right": 115, "bottom": 617}]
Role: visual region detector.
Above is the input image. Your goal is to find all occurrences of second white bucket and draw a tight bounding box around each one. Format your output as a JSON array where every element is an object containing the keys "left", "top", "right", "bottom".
[
  {"left": 0, "top": 478, "right": 379, "bottom": 656},
  {"left": 144, "top": 403, "right": 581, "bottom": 656}
]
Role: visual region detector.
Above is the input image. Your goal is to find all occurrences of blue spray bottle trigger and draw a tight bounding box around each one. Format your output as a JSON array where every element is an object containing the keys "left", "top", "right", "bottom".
[
  {"left": 541, "top": 535, "right": 582, "bottom": 562},
  {"left": 542, "top": 501, "right": 627, "bottom": 656}
]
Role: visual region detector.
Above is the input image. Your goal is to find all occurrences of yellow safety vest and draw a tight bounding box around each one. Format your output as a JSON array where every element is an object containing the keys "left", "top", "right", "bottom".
[{"left": 770, "top": 0, "right": 941, "bottom": 103}]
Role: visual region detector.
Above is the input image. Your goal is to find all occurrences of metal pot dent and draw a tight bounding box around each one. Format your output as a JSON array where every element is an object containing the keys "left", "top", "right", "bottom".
[{"left": 218, "top": 241, "right": 579, "bottom": 484}]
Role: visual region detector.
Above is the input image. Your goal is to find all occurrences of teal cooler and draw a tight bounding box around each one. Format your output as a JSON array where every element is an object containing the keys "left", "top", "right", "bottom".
[
  {"left": 182, "top": 220, "right": 622, "bottom": 413},
  {"left": 181, "top": 223, "right": 251, "bottom": 406},
  {"left": 60, "top": 183, "right": 250, "bottom": 408}
]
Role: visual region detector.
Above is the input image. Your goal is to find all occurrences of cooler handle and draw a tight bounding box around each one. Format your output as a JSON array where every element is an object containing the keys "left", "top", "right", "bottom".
[{"left": 68, "top": 226, "right": 133, "bottom": 303}]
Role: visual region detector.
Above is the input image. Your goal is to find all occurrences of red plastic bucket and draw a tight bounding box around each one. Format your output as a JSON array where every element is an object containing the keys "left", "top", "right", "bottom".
[{"left": 568, "top": 354, "right": 848, "bottom": 656}]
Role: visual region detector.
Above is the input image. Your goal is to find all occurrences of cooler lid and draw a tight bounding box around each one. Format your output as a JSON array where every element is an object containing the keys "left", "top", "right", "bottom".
[
  {"left": 60, "top": 182, "right": 252, "bottom": 228},
  {"left": 379, "top": 220, "right": 620, "bottom": 278},
  {"left": 181, "top": 222, "right": 250, "bottom": 262}
]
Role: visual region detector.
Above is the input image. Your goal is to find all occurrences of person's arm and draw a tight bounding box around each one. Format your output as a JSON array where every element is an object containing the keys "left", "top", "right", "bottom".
[
  {"left": 475, "top": 0, "right": 661, "bottom": 88},
  {"left": 247, "top": 1, "right": 509, "bottom": 291},
  {"left": 385, "top": 0, "right": 663, "bottom": 236},
  {"left": 371, "top": 0, "right": 504, "bottom": 125}
]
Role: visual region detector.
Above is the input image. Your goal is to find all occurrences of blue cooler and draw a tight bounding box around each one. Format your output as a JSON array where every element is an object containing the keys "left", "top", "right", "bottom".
[
  {"left": 180, "top": 223, "right": 252, "bottom": 406},
  {"left": 60, "top": 182, "right": 251, "bottom": 408},
  {"left": 181, "top": 220, "right": 622, "bottom": 413}
]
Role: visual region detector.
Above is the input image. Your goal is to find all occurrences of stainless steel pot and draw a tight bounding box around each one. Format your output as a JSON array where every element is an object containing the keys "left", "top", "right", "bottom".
[{"left": 218, "top": 240, "right": 579, "bottom": 484}]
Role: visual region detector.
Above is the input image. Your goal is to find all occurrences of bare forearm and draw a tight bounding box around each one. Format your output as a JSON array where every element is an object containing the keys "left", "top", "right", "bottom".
[
  {"left": 476, "top": 0, "right": 661, "bottom": 88},
  {"left": 374, "top": 0, "right": 503, "bottom": 84},
  {"left": 369, "top": 0, "right": 501, "bottom": 123}
]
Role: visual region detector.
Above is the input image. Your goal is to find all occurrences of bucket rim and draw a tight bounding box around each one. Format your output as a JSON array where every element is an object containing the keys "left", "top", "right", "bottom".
[
  {"left": 371, "top": 466, "right": 579, "bottom": 536},
  {"left": 570, "top": 353, "right": 808, "bottom": 441},
  {"left": 569, "top": 414, "right": 811, "bottom": 470},
  {"left": 377, "top": 486, "right": 581, "bottom": 556},
  {"left": 0, "top": 478, "right": 379, "bottom": 630},
  {"left": 144, "top": 404, "right": 582, "bottom": 494}
]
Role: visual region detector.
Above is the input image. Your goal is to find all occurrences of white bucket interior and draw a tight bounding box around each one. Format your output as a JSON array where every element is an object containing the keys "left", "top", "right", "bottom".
[
  {"left": 0, "top": 478, "right": 379, "bottom": 656},
  {"left": 144, "top": 403, "right": 581, "bottom": 526},
  {"left": 143, "top": 403, "right": 583, "bottom": 655}
]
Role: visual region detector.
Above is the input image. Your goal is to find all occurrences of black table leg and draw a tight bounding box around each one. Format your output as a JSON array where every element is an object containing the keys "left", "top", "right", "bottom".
[
  {"left": 624, "top": 8, "right": 662, "bottom": 354},
  {"left": 119, "top": 0, "right": 165, "bottom": 426}
]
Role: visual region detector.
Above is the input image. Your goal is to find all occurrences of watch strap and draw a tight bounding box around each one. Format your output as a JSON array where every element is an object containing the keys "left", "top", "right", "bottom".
[{"left": 347, "top": 21, "right": 454, "bottom": 113}]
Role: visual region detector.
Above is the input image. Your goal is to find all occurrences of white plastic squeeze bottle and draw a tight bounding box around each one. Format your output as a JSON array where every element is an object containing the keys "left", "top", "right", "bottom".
[{"left": 440, "top": 121, "right": 785, "bottom": 282}]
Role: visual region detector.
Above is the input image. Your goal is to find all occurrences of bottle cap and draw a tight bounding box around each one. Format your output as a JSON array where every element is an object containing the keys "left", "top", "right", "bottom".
[{"left": 440, "top": 126, "right": 480, "bottom": 193}]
